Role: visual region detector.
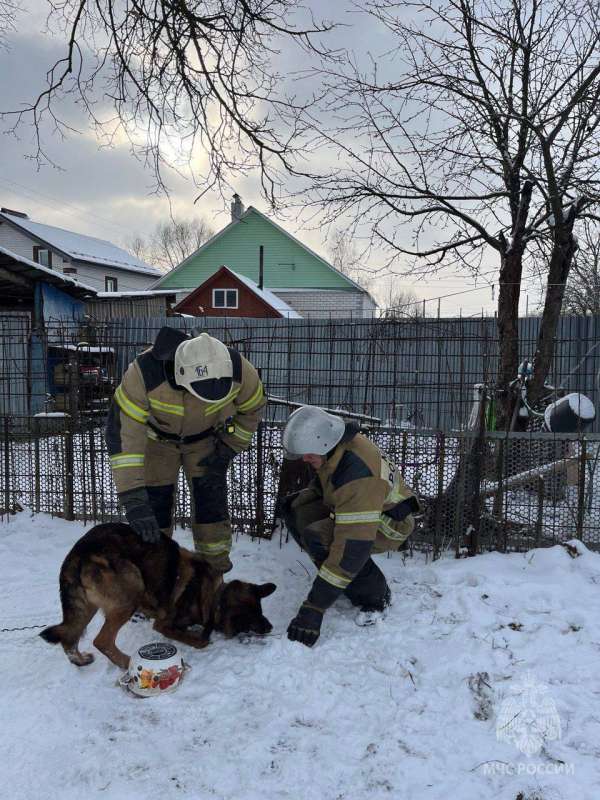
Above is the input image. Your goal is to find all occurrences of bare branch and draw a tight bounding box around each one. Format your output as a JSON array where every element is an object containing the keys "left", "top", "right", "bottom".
[{"left": 2, "top": 0, "right": 337, "bottom": 204}]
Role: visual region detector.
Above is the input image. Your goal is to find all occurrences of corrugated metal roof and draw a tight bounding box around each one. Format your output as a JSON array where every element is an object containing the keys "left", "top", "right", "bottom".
[{"left": 0, "top": 212, "right": 161, "bottom": 276}]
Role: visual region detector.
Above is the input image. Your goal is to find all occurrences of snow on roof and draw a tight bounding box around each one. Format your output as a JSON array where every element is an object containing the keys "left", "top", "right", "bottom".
[
  {"left": 0, "top": 244, "right": 98, "bottom": 295},
  {"left": 50, "top": 344, "right": 114, "bottom": 353},
  {"left": 94, "top": 290, "right": 175, "bottom": 298},
  {"left": 228, "top": 269, "right": 302, "bottom": 318},
  {"left": 0, "top": 212, "right": 161, "bottom": 277}
]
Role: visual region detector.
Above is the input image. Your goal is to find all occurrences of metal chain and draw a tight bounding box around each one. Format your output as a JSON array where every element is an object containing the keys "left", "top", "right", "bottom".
[{"left": 0, "top": 623, "right": 48, "bottom": 633}]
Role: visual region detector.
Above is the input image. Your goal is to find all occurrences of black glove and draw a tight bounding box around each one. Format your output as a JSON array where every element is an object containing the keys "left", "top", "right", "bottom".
[
  {"left": 280, "top": 491, "right": 301, "bottom": 519},
  {"left": 119, "top": 488, "right": 162, "bottom": 544},
  {"left": 198, "top": 438, "right": 237, "bottom": 471},
  {"left": 287, "top": 603, "right": 324, "bottom": 648}
]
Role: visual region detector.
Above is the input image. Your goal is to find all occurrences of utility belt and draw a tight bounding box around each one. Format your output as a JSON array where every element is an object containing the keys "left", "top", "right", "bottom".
[{"left": 147, "top": 417, "right": 235, "bottom": 446}]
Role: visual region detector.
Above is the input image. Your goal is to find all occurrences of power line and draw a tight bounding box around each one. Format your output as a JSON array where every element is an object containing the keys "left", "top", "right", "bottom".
[
  {"left": 0, "top": 178, "right": 140, "bottom": 241},
  {"left": 386, "top": 283, "right": 495, "bottom": 311}
]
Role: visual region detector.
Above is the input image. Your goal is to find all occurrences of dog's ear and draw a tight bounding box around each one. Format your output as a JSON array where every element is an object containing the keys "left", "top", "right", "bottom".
[{"left": 255, "top": 582, "right": 276, "bottom": 599}]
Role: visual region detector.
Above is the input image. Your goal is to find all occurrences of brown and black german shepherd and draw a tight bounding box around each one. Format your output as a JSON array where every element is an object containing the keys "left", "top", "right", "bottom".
[{"left": 40, "top": 523, "right": 276, "bottom": 669}]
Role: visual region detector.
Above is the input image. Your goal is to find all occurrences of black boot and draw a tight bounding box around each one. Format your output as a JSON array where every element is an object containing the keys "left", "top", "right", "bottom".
[{"left": 355, "top": 585, "right": 392, "bottom": 627}]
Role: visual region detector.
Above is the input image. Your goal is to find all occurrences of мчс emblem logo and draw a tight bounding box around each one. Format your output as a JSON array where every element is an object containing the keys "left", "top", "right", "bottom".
[
  {"left": 195, "top": 365, "right": 209, "bottom": 378},
  {"left": 496, "top": 672, "right": 561, "bottom": 756}
]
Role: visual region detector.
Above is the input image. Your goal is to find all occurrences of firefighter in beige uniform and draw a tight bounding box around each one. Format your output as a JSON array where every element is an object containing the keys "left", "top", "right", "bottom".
[
  {"left": 105, "top": 327, "right": 266, "bottom": 572},
  {"left": 282, "top": 405, "right": 420, "bottom": 646}
]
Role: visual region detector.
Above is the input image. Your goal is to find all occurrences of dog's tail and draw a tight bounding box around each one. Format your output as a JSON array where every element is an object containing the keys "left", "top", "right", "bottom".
[
  {"left": 40, "top": 557, "right": 94, "bottom": 648},
  {"left": 39, "top": 623, "right": 66, "bottom": 644}
]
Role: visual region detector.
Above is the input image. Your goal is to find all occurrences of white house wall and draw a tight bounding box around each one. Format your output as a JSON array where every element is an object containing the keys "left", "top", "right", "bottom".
[
  {"left": 0, "top": 222, "right": 67, "bottom": 268},
  {"left": 0, "top": 220, "right": 154, "bottom": 292},
  {"left": 71, "top": 261, "right": 154, "bottom": 292},
  {"left": 273, "top": 289, "right": 376, "bottom": 319}
]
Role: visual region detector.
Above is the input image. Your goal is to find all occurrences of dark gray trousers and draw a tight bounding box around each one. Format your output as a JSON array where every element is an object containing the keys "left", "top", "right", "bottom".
[{"left": 283, "top": 498, "right": 389, "bottom": 609}]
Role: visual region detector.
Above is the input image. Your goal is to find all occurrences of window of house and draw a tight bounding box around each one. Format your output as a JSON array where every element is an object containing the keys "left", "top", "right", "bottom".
[
  {"left": 33, "top": 246, "right": 52, "bottom": 268},
  {"left": 105, "top": 276, "right": 118, "bottom": 292},
  {"left": 213, "top": 288, "right": 238, "bottom": 309}
]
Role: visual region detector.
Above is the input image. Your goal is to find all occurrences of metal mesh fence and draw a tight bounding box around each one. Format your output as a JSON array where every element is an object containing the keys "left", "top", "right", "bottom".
[
  {"left": 2, "top": 313, "right": 600, "bottom": 431},
  {"left": 2, "top": 416, "right": 599, "bottom": 554}
]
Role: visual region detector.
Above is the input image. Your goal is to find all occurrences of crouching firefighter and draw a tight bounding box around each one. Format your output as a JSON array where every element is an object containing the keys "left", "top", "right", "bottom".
[
  {"left": 105, "top": 327, "right": 266, "bottom": 573},
  {"left": 281, "top": 405, "right": 420, "bottom": 647}
]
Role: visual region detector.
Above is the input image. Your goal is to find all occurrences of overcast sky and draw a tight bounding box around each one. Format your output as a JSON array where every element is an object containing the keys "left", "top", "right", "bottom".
[{"left": 0, "top": 1, "right": 541, "bottom": 315}]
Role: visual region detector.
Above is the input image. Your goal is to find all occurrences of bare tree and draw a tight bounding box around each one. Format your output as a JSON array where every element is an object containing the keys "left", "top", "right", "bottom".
[
  {"left": 310, "top": 0, "right": 600, "bottom": 428},
  {"left": 0, "top": 0, "right": 19, "bottom": 47},
  {"left": 3, "top": 1, "right": 334, "bottom": 202},
  {"left": 378, "top": 281, "right": 425, "bottom": 318},
  {"left": 127, "top": 235, "right": 148, "bottom": 264},
  {"left": 563, "top": 222, "right": 600, "bottom": 314},
  {"left": 327, "top": 228, "right": 371, "bottom": 289},
  {"left": 128, "top": 217, "right": 214, "bottom": 272}
]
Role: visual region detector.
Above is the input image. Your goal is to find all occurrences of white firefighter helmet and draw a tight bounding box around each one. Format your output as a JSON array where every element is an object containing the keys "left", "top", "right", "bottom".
[
  {"left": 282, "top": 405, "right": 346, "bottom": 460},
  {"left": 174, "top": 333, "right": 233, "bottom": 401}
]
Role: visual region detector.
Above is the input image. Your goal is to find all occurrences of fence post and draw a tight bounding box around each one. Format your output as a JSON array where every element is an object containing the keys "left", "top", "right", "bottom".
[
  {"left": 454, "top": 437, "right": 466, "bottom": 558},
  {"left": 3, "top": 417, "right": 10, "bottom": 516},
  {"left": 255, "top": 421, "right": 265, "bottom": 538},
  {"left": 535, "top": 475, "right": 545, "bottom": 547},
  {"left": 576, "top": 438, "right": 587, "bottom": 541},
  {"left": 33, "top": 417, "right": 40, "bottom": 514},
  {"left": 433, "top": 432, "right": 445, "bottom": 558},
  {"left": 467, "top": 427, "right": 485, "bottom": 557},
  {"left": 89, "top": 424, "right": 98, "bottom": 523},
  {"left": 64, "top": 414, "right": 74, "bottom": 521},
  {"left": 492, "top": 438, "right": 505, "bottom": 518}
]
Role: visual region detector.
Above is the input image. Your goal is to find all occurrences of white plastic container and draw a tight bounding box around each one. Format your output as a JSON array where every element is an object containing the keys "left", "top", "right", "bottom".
[{"left": 122, "top": 642, "right": 187, "bottom": 697}]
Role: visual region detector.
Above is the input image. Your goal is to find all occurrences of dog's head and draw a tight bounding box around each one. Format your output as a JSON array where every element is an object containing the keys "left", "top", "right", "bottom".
[{"left": 215, "top": 580, "right": 276, "bottom": 637}]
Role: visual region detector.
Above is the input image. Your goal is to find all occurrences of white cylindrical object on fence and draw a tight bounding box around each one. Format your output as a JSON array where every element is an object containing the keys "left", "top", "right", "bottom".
[{"left": 544, "top": 393, "right": 596, "bottom": 433}]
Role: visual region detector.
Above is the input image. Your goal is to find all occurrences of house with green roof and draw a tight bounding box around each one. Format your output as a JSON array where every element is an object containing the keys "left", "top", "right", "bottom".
[{"left": 152, "top": 197, "right": 377, "bottom": 318}]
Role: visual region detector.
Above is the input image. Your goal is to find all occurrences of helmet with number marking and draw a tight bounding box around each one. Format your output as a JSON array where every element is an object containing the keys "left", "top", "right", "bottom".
[{"left": 174, "top": 333, "right": 233, "bottom": 401}]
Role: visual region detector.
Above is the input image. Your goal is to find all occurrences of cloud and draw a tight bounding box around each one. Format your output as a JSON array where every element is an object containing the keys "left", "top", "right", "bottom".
[{"left": 0, "top": 1, "right": 506, "bottom": 316}]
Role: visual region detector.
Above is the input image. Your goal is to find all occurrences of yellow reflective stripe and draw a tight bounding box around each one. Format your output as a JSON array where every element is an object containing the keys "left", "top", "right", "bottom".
[
  {"left": 379, "top": 515, "right": 406, "bottom": 541},
  {"left": 205, "top": 388, "right": 241, "bottom": 416},
  {"left": 385, "top": 485, "right": 412, "bottom": 506},
  {"left": 335, "top": 511, "right": 381, "bottom": 524},
  {"left": 149, "top": 397, "right": 185, "bottom": 417},
  {"left": 115, "top": 385, "right": 149, "bottom": 424},
  {"left": 318, "top": 565, "right": 351, "bottom": 589},
  {"left": 231, "top": 425, "right": 253, "bottom": 443},
  {"left": 237, "top": 383, "right": 264, "bottom": 413},
  {"left": 195, "top": 540, "right": 231, "bottom": 555},
  {"left": 110, "top": 453, "right": 145, "bottom": 469}
]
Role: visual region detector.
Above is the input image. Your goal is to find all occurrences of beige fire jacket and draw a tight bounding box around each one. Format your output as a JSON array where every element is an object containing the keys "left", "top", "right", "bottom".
[
  {"left": 292, "top": 426, "right": 419, "bottom": 608},
  {"left": 106, "top": 344, "right": 266, "bottom": 495}
]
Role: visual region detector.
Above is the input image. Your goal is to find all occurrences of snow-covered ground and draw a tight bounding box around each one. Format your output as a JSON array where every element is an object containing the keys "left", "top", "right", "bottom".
[{"left": 2, "top": 512, "right": 600, "bottom": 800}]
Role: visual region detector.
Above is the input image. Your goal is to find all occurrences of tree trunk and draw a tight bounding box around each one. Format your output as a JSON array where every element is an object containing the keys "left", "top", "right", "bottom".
[
  {"left": 495, "top": 180, "right": 533, "bottom": 431},
  {"left": 528, "top": 226, "right": 577, "bottom": 406},
  {"left": 496, "top": 249, "right": 523, "bottom": 430}
]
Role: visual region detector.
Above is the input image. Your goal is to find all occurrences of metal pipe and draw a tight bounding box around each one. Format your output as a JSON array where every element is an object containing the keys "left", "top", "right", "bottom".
[
  {"left": 259, "top": 245, "right": 264, "bottom": 290},
  {"left": 267, "top": 394, "right": 382, "bottom": 424}
]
